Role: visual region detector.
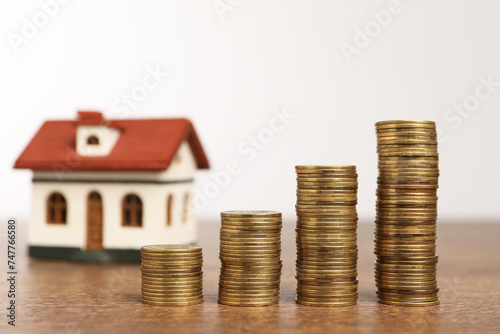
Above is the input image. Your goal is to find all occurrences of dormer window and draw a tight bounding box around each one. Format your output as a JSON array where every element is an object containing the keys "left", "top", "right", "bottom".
[
  {"left": 87, "top": 135, "right": 99, "bottom": 145},
  {"left": 76, "top": 112, "right": 120, "bottom": 157}
]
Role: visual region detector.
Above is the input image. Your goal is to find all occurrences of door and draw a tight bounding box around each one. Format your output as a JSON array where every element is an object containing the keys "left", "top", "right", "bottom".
[{"left": 87, "top": 191, "right": 103, "bottom": 250}]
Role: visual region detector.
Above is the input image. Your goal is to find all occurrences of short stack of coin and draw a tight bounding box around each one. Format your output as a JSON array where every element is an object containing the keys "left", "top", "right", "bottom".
[
  {"left": 141, "top": 245, "right": 203, "bottom": 306},
  {"left": 295, "top": 165, "right": 359, "bottom": 307},
  {"left": 218, "top": 211, "right": 282, "bottom": 307},
  {"left": 375, "top": 120, "right": 440, "bottom": 306}
]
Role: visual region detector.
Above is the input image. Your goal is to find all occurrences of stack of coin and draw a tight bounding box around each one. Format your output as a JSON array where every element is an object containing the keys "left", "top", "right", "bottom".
[
  {"left": 375, "top": 120, "right": 440, "bottom": 306},
  {"left": 218, "top": 210, "right": 282, "bottom": 307},
  {"left": 295, "top": 165, "right": 358, "bottom": 307},
  {"left": 141, "top": 245, "right": 203, "bottom": 306}
]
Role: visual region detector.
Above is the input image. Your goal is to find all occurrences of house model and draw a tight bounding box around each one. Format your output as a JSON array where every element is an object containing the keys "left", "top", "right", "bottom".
[{"left": 14, "top": 111, "right": 209, "bottom": 262}]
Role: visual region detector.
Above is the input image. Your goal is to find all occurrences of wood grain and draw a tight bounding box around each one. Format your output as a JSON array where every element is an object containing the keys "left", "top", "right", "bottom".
[{"left": 2, "top": 222, "right": 500, "bottom": 333}]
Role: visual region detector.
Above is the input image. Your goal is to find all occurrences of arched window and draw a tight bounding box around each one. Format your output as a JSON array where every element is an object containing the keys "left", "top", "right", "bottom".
[
  {"left": 87, "top": 135, "right": 99, "bottom": 145},
  {"left": 182, "top": 193, "right": 190, "bottom": 224},
  {"left": 47, "top": 192, "right": 67, "bottom": 224},
  {"left": 167, "top": 194, "right": 173, "bottom": 226},
  {"left": 122, "top": 194, "right": 142, "bottom": 227}
]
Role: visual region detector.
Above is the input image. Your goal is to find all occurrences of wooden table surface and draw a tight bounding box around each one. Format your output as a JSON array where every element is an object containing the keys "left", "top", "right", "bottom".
[{"left": 2, "top": 221, "right": 500, "bottom": 334}]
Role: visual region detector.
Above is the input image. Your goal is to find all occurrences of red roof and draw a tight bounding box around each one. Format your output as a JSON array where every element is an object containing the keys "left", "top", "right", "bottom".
[{"left": 14, "top": 112, "right": 209, "bottom": 171}]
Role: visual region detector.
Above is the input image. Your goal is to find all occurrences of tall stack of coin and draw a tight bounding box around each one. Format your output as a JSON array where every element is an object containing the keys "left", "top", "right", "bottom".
[
  {"left": 295, "top": 165, "right": 358, "bottom": 307},
  {"left": 375, "top": 120, "right": 440, "bottom": 306},
  {"left": 218, "top": 211, "right": 282, "bottom": 307},
  {"left": 141, "top": 245, "right": 203, "bottom": 306}
]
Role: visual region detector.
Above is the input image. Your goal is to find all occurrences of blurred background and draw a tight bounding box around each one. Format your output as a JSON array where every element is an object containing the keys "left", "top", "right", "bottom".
[{"left": 1, "top": 0, "right": 499, "bottom": 224}]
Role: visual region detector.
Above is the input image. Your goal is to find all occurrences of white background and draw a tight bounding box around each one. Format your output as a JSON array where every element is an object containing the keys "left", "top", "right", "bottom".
[{"left": 1, "top": 0, "right": 499, "bottom": 223}]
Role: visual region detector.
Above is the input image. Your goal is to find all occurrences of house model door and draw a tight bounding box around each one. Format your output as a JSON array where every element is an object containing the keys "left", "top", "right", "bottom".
[{"left": 87, "top": 192, "right": 103, "bottom": 250}]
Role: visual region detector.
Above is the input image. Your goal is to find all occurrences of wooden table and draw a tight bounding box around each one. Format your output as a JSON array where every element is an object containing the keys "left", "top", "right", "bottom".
[{"left": 3, "top": 222, "right": 500, "bottom": 334}]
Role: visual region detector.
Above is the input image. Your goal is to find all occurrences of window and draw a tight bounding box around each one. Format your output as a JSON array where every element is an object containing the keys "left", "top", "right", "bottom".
[
  {"left": 47, "top": 192, "right": 67, "bottom": 224},
  {"left": 87, "top": 135, "right": 99, "bottom": 145},
  {"left": 167, "top": 194, "right": 173, "bottom": 226},
  {"left": 122, "top": 194, "right": 142, "bottom": 227},
  {"left": 182, "top": 193, "right": 190, "bottom": 224}
]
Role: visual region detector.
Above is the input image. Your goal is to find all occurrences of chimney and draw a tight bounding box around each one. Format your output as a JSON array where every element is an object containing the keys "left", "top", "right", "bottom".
[{"left": 77, "top": 111, "right": 104, "bottom": 123}]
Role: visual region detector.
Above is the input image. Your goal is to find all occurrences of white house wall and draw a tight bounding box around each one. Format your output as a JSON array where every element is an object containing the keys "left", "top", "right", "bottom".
[
  {"left": 28, "top": 141, "right": 199, "bottom": 250},
  {"left": 29, "top": 182, "right": 196, "bottom": 249}
]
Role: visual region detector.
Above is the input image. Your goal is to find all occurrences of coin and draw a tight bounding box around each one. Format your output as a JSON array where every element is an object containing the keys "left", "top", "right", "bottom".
[
  {"left": 375, "top": 121, "right": 439, "bottom": 306},
  {"left": 142, "top": 299, "right": 203, "bottom": 306},
  {"left": 141, "top": 244, "right": 201, "bottom": 253},
  {"left": 140, "top": 244, "right": 204, "bottom": 307},
  {"left": 221, "top": 210, "right": 281, "bottom": 218}
]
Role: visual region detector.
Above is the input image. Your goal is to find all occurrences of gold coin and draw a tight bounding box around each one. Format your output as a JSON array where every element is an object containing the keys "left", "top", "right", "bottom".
[
  {"left": 219, "top": 236, "right": 281, "bottom": 242},
  {"left": 296, "top": 174, "right": 358, "bottom": 179},
  {"left": 219, "top": 270, "right": 282, "bottom": 277},
  {"left": 140, "top": 262, "right": 203, "bottom": 268},
  {"left": 297, "top": 255, "right": 358, "bottom": 262},
  {"left": 217, "top": 294, "right": 279, "bottom": 301},
  {"left": 377, "top": 286, "right": 439, "bottom": 293},
  {"left": 297, "top": 180, "right": 358, "bottom": 186},
  {"left": 298, "top": 211, "right": 358, "bottom": 217},
  {"left": 375, "top": 277, "right": 437, "bottom": 284},
  {"left": 377, "top": 299, "right": 439, "bottom": 307},
  {"left": 219, "top": 291, "right": 280, "bottom": 298},
  {"left": 376, "top": 256, "right": 438, "bottom": 264},
  {"left": 297, "top": 269, "right": 357, "bottom": 276},
  {"left": 142, "top": 299, "right": 203, "bottom": 306},
  {"left": 219, "top": 246, "right": 281, "bottom": 253},
  {"left": 296, "top": 201, "right": 358, "bottom": 207},
  {"left": 296, "top": 234, "right": 357, "bottom": 240},
  {"left": 376, "top": 291, "right": 438, "bottom": 300},
  {"left": 142, "top": 291, "right": 203, "bottom": 298},
  {"left": 218, "top": 283, "right": 281, "bottom": 290},
  {"left": 297, "top": 196, "right": 358, "bottom": 202},
  {"left": 375, "top": 234, "right": 436, "bottom": 241},
  {"left": 297, "top": 186, "right": 358, "bottom": 191},
  {"left": 296, "top": 296, "right": 357, "bottom": 304},
  {"left": 297, "top": 230, "right": 357, "bottom": 237},
  {"left": 141, "top": 284, "right": 202, "bottom": 291},
  {"left": 296, "top": 165, "right": 356, "bottom": 171},
  {"left": 376, "top": 120, "right": 436, "bottom": 126},
  {"left": 297, "top": 284, "right": 357, "bottom": 292},
  {"left": 297, "top": 189, "right": 358, "bottom": 194},
  {"left": 377, "top": 152, "right": 438, "bottom": 158},
  {"left": 141, "top": 255, "right": 203, "bottom": 261},
  {"left": 221, "top": 210, "right": 281, "bottom": 218},
  {"left": 296, "top": 177, "right": 357, "bottom": 182},
  {"left": 220, "top": 229, "right": 281, "bottom": 235},
  {"left": 218, "top": 277, "right": 281, "bottom": 284},
  {"left": 297, "top": 227, "right": 357, "bottom": 233},
  {"left": 377, "top": 138, "right": 437, "bottom": 145},
  {"left": 141, "top": 277, "right": 203, "bottom": 284},
  {"left": 141, "top": 244, "right": 202, "bottom": 253},
  {"left": 219, "top": 226, "right": 282, "bottom": 232},
  {"left": 297, "top": 263, "right": 357, "bottom": 270},
  {"left": 298, "top": 216, "right": 358, "bottom": 222},
  {"left": 296, "top": 259, "right": 356, "bottom": 265},
  {"left": 217, "top": 299, "right": 279, "bottom": 306},
  {"left": 297, "top": 279, "right": 358, "bottom": 286},
  {"left": 142, "top": 293, "right": 203, "bottom": 300},
  {"left": 141, "top": 266, "right": 201, "bottom": 272},
  {"left": 221, "top": 262, "right": 282, "bottom": 268},
  {"left": 219, "top": 292, "right": 280, "bottom": 298},
  {"left": 375, "top": 262, "right": 436, "bottom": 269},
  {"left": 221, "top": 219, "right": 283, "bottom": 225},
  {"left": 220, "top": 234, "right": 281, "bottom": 240},
  {"left": 375, "top": 283, "right": 438, "bottom": 290},
  {"left": 142, "top": 271, "right": 202, "bottom": 278}
]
